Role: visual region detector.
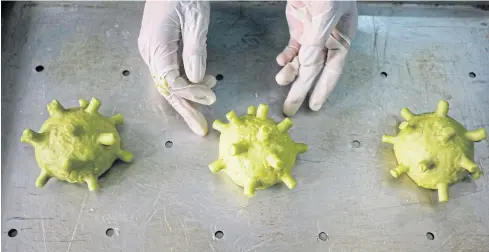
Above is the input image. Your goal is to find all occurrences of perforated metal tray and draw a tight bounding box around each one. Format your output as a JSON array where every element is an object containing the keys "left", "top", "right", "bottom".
[{"left": 2, "top": 2, "right": 489, "bottom": 252}]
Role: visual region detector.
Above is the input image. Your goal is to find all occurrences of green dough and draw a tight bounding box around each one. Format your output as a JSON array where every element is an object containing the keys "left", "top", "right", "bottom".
[
  {"left": 382, "top": 100, "right": 487, "bottom": 202},
  {"left": 209, "top": 104, "right": 308, "bottom": 197},
  {"left": 21, "top": 98, "right": 133, "bottom": 191}
]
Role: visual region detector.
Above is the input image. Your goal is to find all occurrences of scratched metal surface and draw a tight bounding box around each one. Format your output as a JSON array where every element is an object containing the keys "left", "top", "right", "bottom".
[{"left": 2, "top": 2, "right": 489, "bottom": 252}]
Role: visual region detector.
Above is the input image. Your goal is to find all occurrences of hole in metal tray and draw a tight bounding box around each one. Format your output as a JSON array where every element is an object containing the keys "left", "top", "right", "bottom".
[
  {"left": 35, "top": 65, "right": 44, "bottom": 72},
  {"left": 352, "top": 140, "right": 361, "bottom": 148},
  {"left": 165, "top": 141, "right": 173, "bottom": 148},
  {"left": 8, "top": 229, "right": 18, "bottom": 237},
  {"left": 426, "top": 232, "right": 435, "bottom": 240},
  {"left": 318, "top": 232, "right": 328, "bottom": 241},
  {"left": 106, "top": 228, "right": 115, "bottom": 237},
  {"left": 214, "top": 230, "right": 224, "bottom": 239}
]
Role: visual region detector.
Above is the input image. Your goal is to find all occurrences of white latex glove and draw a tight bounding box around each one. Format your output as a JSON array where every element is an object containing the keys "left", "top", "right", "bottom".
[
  {"left": 276, "top": 1, "right": 358, "bottom": 116},
  {"left": 138, "top": 1, "right": 216, "bottom": 136}
]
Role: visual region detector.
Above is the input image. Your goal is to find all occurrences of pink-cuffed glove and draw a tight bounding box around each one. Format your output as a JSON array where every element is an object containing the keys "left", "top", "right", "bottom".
[
  {"left": 275, "top": 1, "right": 358, "bottom": 116},
  {"left": 138, "top": 1, "right": 216, "bottom": 136}
]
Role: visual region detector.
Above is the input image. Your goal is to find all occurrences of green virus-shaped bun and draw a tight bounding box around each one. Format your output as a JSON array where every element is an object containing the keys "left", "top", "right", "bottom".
[
  {"left": 382, "top": 100, "right": 487, "bottom": 202},
  {"left": 209, "top": 104, "right": 308, "bottom": 197},
  {"left": 20, "top": 98, "right": 133, "bottom": 191}
]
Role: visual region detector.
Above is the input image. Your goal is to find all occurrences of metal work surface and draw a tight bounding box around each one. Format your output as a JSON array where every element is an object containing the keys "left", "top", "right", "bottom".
[{"left": 2, "top": 2, "right": 489, "bottom": 252}]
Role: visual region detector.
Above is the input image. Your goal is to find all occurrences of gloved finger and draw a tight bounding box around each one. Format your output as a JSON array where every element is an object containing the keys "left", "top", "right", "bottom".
[
  {"left": 138, "top": 2, "right": 180, "bottom": 77},
  {"left": 276, "top": 1, "right": 306, "bottom": 66},
  {"left": 283, "top": 45, "right": 325, "bottom": 117},
  {"left": 182, "top": 74, "right": 217, "bottom": 89},
  {"left": 309, "top": 10, "right": 357, "bottom": 111},
  {"left": 276, "top": 56, "right": 300, "bottom": 86},
  {"left": 154, "top": 70, "right": 212, "bottom": 136},
  {"left": 309, "top": 35, "right": 349, "bottom": 111},
  {"left": 171, "top": 84, "right": 216, "bottom": 105},
  {"left": 275, "top": 1, "right": 308, "bottom": 86},
  {"left": 182, "top": 1, "right": 210, "bottom": 83},
  {"left": 300, "top": 2, "right": 343, "bottom": 47},
  {"left": 202, "top": 74, "right": 217, "bottom": 89},
  {"left": 276, "top": 39, "right": 301, "bottom": 67},
  {"left": 163, "top": 94, "right": 209, "bottom": 136},
  {"left": 161, "top": 70, "right": 216, "bottom": 105}
]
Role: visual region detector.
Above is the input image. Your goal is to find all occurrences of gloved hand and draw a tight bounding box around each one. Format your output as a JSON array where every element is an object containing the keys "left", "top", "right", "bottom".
[
  {"left": 275, "top": 1, "right": 358, "bottom": 116},
  {"left": 138, "top": 1, "right": 216, "bottom": 136}
]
